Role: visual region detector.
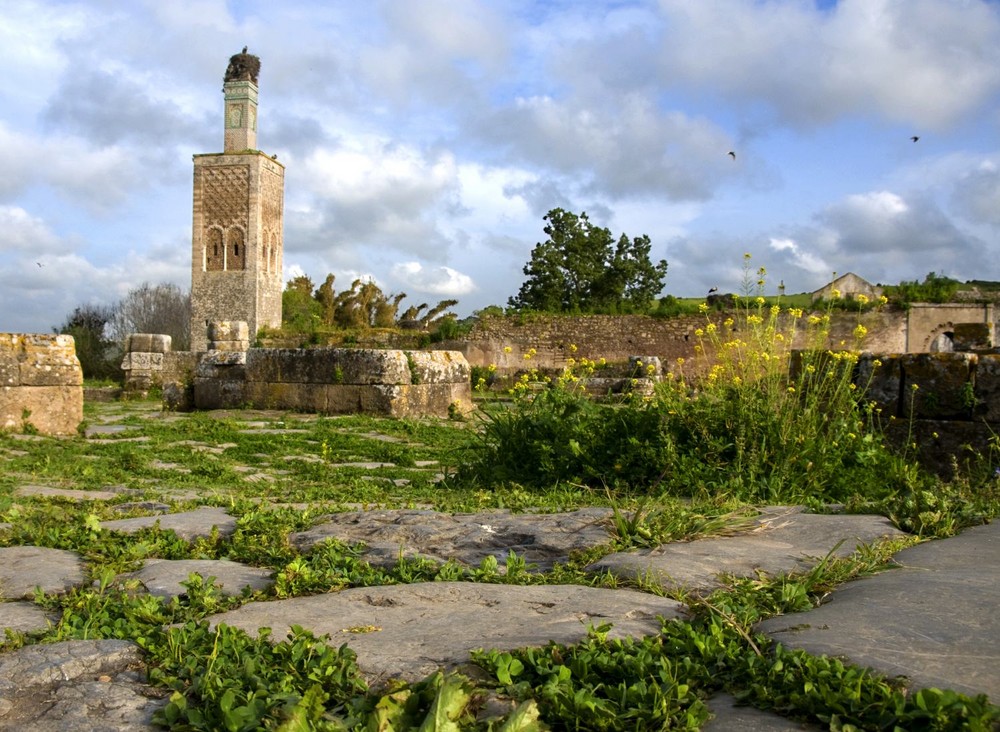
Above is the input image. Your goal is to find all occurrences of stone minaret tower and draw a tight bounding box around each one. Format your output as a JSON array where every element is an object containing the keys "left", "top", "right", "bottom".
[{"left": 189, "top": 48, "right": 284, "bottom": 352}]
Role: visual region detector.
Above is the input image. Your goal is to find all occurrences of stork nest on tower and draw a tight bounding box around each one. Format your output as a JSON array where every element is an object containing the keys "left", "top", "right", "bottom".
[{"left": 224, "top": 48, "right": 260, "bottom": 84}]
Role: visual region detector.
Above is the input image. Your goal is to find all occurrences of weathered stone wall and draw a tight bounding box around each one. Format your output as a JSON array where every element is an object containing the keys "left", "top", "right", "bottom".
[
  {"left": 445, "top": 312, "right": 908, "bottom": 373},
  {"left": 193, "top": 348, "right": 472, "bottom": 418},
  {"left": 0, "top": 334, "right": 82, "bottom": 435},
  {"left": 855, "top": 351, "right": 1000, "bottom": 476}
]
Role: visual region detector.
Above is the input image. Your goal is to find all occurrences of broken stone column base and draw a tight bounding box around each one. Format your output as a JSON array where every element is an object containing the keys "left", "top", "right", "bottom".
[{"left": 0, "top": 334, "right": 82, "bottom": 435}]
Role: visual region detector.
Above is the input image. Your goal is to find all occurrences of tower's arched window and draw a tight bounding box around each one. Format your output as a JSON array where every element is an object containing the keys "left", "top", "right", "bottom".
[
  {"left": 206, "top": 228, "right": 224, "bottom": 271},
  {"left": 228, "top": 227, "right": 246, "bottom": 270}
]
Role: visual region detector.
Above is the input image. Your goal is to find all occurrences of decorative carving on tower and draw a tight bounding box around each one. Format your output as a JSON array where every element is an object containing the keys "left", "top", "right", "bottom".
[{"left": 189, "top": 50, "right": 284, "bottom": 352}]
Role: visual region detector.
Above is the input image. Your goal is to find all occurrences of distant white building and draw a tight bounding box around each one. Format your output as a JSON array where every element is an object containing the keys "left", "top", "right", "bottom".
[{"left": 810, "top": 273, "right": 882, "bottom": 303}]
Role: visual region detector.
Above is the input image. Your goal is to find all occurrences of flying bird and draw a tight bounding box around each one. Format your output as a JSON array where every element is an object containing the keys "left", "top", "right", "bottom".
[
  {"left": 910, "top": 136, "right": 919, "bottom": 143},
  {"left": 708, "top": 287, "right": 718, "bottom": 294},
  {"left": 36, "top": 262, "right": 43, "bottom": 267},
  {"left": 728, "top": 151, "right": 736, "bottom": 160}
]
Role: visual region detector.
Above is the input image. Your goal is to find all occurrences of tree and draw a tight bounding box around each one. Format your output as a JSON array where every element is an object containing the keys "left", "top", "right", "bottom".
[
  {"left": 886, "top": 272, "right": 960, "bottom": 305},
  {"left": 56, "top": 303, "right": 119, "bottom": 380},
  {"left": 508, "top": 209, "right": 668, "bottom": 313},
  {"left": 315, "top": 274, "right": 337, "bottom": 326},
  {"left": 108, "top": 282, "right": 191, "bottom": 351},
  {"left": 280, "top": 273, "right": 459, "bottom": 336},
  {"left": 282, "top": 275, "right": 321, "bottom": 331}
]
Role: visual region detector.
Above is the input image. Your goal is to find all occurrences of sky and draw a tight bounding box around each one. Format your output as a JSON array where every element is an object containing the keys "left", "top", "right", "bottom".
[{"left": 1, "top": 0, "right": 999, "bottom": 334}]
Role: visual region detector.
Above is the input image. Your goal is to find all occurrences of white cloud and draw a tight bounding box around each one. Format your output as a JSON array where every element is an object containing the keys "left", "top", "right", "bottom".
[
  {"left": 390, "top": 261, "right": 476, "bottom": 296},
  {"left": 0, "top": 206, "right": 66, "bottom": 254},
  {"left": 768, "top": 237, "right": 831, "bottom": 278}
]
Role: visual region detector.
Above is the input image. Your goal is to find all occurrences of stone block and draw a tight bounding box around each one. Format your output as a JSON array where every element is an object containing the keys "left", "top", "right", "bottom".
[
  {"left": 208, "top": 321, "right": 250, "bottom": 342},
  {"left": 953, "top": 322, "right": 991, "bottom": 351},
  {"left": 322, "top": 385, "right": 365, "bottom": 413},
  {"left": 362, "top": 383, "right": 473, "bottom": 418},
  {"left": 195, "top": 351, "right": 247, "bottom": 379},
  {"left": 0, "top": 385, "right": 83, "bottom": 435},
  {"left": 7, "top": 334, "right": 83, "bottom": 387},
  {"left": 0, "top": 359, "right": 18, "bottom": 386},
  {"left": 126, "top": 333, "right": 172, "bottom": 353},
  {"left": 404, "top": 350, "right": 471, "bottom": 385},
  {"left": 855, "top": 353, "right": 903, "bottom": 418},
  {"left": 900, "top": 352, "right": 976, "bottom": 420},
  {"left": 211, "top": 339, "right": 250, "bottom": 352},
  {"left": 193, "top": 379, "right": 247, "bottom": 409},
  {"left": 245, "top": 348, "right": 411, "bottom": 385},
  {"left": 975, "top": 354, "right": 1000, "bottom": 422}
]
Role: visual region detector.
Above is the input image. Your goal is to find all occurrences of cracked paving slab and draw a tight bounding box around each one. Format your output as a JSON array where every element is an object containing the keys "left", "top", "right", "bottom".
[
  {"left": 290, "top": 507, "right": 615, "bottom": 570},
  {"left": 208, "top": 580, "right": 683, "bottom": 687},
  {"left": 0, "top": 639, "right": 166, "bottom": 731}
]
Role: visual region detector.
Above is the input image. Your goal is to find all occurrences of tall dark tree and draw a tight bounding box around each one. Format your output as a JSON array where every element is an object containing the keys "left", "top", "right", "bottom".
[
  {"left": 508, "top": 209, "right": 667, "bottom": 313},
  {"left": 56, "top": 303, "right": 119, "bottom": 380}
]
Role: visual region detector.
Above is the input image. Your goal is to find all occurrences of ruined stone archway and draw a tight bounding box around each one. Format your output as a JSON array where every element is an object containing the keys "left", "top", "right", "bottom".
[{"left": 926, "top": 323, "right": 956, "bottom": 352}]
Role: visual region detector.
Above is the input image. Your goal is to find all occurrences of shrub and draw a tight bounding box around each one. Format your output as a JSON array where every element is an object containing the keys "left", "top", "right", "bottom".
[{"left": 462, "top": 256, "right": 914, "bottom": 504}]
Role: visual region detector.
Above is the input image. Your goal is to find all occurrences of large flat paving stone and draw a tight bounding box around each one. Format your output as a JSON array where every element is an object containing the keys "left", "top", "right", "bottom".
[
  {"left": 0, "top": 546, "right": 86, "bottom": 599},
  {"left": 758, "top": 521, "right": 1000, "bottom": 701},
  {"left": 290, "top": 508, "right": 615, "bottom": 570},
  {"left": 118, "top": 559, "right": 273, "bottom": 599},
  {"left": 15, "top": 485, "right": 124, "bottom": 501},
  {"left": 208, "top": 581, "right": 683, "bottom": 686},
  {"left": 588, "top": 508, "right": 906, "bottom": 592},
  {"left": 0, "top": 639, "right": 166, "bottom": 730},
  {"left": 0, "top": 601, "right": 58, "bottom": 634},
  {"left": 101, "top": 506, "right": 236, "bottom": 541}
]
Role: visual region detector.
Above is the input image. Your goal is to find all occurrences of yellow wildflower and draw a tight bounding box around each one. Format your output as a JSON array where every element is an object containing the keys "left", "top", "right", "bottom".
[
  {"left": 503, "top": 346, "right": 512, "bottom": 354},
  {"left": 755, "top": 296, "right": 766, "bottom": 306},
  {"left": 856, "top": 294, "right": 869, "bottom": 305},
  {"left": 569, "top": 343, "right": 578, "bottom": 353},
  {"left": 832, "top": 288, "right": 841, "bottom": 299},
  {"left": 879, "top": 295, "right": 889, "bottom": 305},
  {"left": 676, "top": 357, "right": 686, "bottom": 366},
  {"left": 853, "top": 323, "right": 868, "bottom": 340},
  {"left": 695, "top": 328, "right": 704, "bottom": 337},
  {"left": 698, "top": 302, "right": 709, "bottom": 313},
  {"left": 706, "top": 323, "right": 717, "bottom": 334},
  {"left": 724, "top": 318, "right": 734, "bottom": 327}
]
